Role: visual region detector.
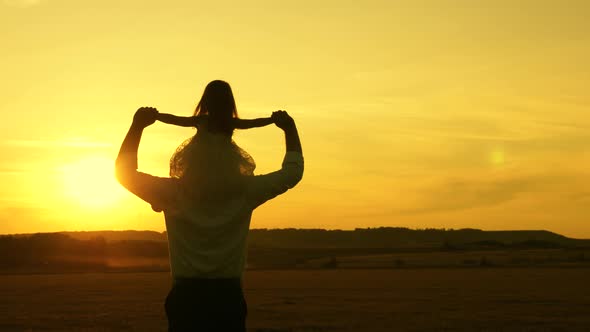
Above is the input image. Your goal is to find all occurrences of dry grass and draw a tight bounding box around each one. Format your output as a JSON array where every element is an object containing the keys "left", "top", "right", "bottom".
[{"left": 0, "top": 269, "right": 589, "bottom": 331}]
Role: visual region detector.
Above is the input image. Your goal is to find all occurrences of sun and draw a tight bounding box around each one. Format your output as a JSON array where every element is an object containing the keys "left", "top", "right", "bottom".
[
  {"left": 489, "top": 148, "right": 505, "bottom": 166},
  {"left": 60, "top": 156, "right": 126, "bottom": 209}
]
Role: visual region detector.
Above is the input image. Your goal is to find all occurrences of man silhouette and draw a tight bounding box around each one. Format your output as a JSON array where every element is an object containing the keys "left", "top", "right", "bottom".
[{"left": 115, "top": 107, "right": 303, "bottom": 331}]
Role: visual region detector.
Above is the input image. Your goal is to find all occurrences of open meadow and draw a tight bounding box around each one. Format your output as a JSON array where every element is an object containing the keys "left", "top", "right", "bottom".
[{"left": 1, "top": 268, "right": 589, "bottom": 331}]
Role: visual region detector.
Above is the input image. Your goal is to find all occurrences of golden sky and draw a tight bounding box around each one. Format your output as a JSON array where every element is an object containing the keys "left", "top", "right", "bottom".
[{"left": 1, "top": 0, "right": 589, "bottom": 237}]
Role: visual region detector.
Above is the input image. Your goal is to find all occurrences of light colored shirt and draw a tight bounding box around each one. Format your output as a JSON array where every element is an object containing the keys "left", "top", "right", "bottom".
[{"left": 123, "top": 151, "right": 304, "bottom": 279}]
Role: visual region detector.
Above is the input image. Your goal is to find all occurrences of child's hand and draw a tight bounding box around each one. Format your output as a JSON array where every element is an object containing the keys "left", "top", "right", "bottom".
[
  {"left": 272, "top": 110, "right": 295, "bottom": 131},
  {"left": 133, "top": 107, "right": 159, "bottom": 128}
]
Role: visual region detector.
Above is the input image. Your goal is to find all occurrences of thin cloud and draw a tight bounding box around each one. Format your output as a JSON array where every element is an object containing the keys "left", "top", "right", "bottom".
[
  {"left": 2, "top": 0, "right": 43, "bottom": 7},
  {"left": 570, "top": 192, "right": 590, "bottom": 202},
  {"left": 395, "top": 173, "right": 572, "bottom": 216},
  {"left": 3, "top": 139, "right": 112, "bottom": 149},
  {"left": 0, "top": 168, "right": 26, "bottom": 175}
]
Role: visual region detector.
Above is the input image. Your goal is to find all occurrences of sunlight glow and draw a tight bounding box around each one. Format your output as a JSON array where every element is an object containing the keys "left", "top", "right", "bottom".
[
  {"left": 0, "top": 1, "right": 589, "bottom": 237},
  {"left": 60, "top": 156, "right": 125, "bottom": 209}
]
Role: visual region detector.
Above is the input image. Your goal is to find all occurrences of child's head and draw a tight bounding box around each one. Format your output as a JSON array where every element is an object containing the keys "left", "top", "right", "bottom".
[{"left": 194, "top": 80, "right": 238, "bottom": 135}]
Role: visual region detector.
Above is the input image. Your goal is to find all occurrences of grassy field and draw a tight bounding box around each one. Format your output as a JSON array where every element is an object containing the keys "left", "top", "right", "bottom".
[{"left": 0, "top": 269, "right": 589, "bottom": 331}]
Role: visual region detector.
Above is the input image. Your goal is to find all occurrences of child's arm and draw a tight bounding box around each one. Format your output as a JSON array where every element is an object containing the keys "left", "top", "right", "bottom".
[
  {"left": 156, "top": 113, "right": 199, "bottom": 127},
  {"left": 233, "top": 117, "right": 273, "bottom": 129}
]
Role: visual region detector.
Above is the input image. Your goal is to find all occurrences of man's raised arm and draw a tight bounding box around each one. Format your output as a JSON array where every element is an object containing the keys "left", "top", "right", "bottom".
[
  {"left": 115, "top": 107, "right": 176, "bottom": 211},
  {"left": 246, "top": 110, "right": 304, "bottom": 208},
  {"left": 273, "top": 110, "right": 302, "bottom": 154}
]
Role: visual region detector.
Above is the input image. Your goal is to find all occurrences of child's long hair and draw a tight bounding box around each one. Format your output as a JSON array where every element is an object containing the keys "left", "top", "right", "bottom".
[
  {"left": 194, "top": 80, "right": 238, "bottom": 136},
  {"left": 169, "top": 80, "right": 255, "bottom": 211}
]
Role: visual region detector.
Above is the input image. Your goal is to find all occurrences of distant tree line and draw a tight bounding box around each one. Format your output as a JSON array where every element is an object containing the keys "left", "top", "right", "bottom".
[
  {"left": 247, "top": 227, "right": 586, "bottom": 249},
  {"left": 0, "top": 228, "right": 587, "bottom": 273}
]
